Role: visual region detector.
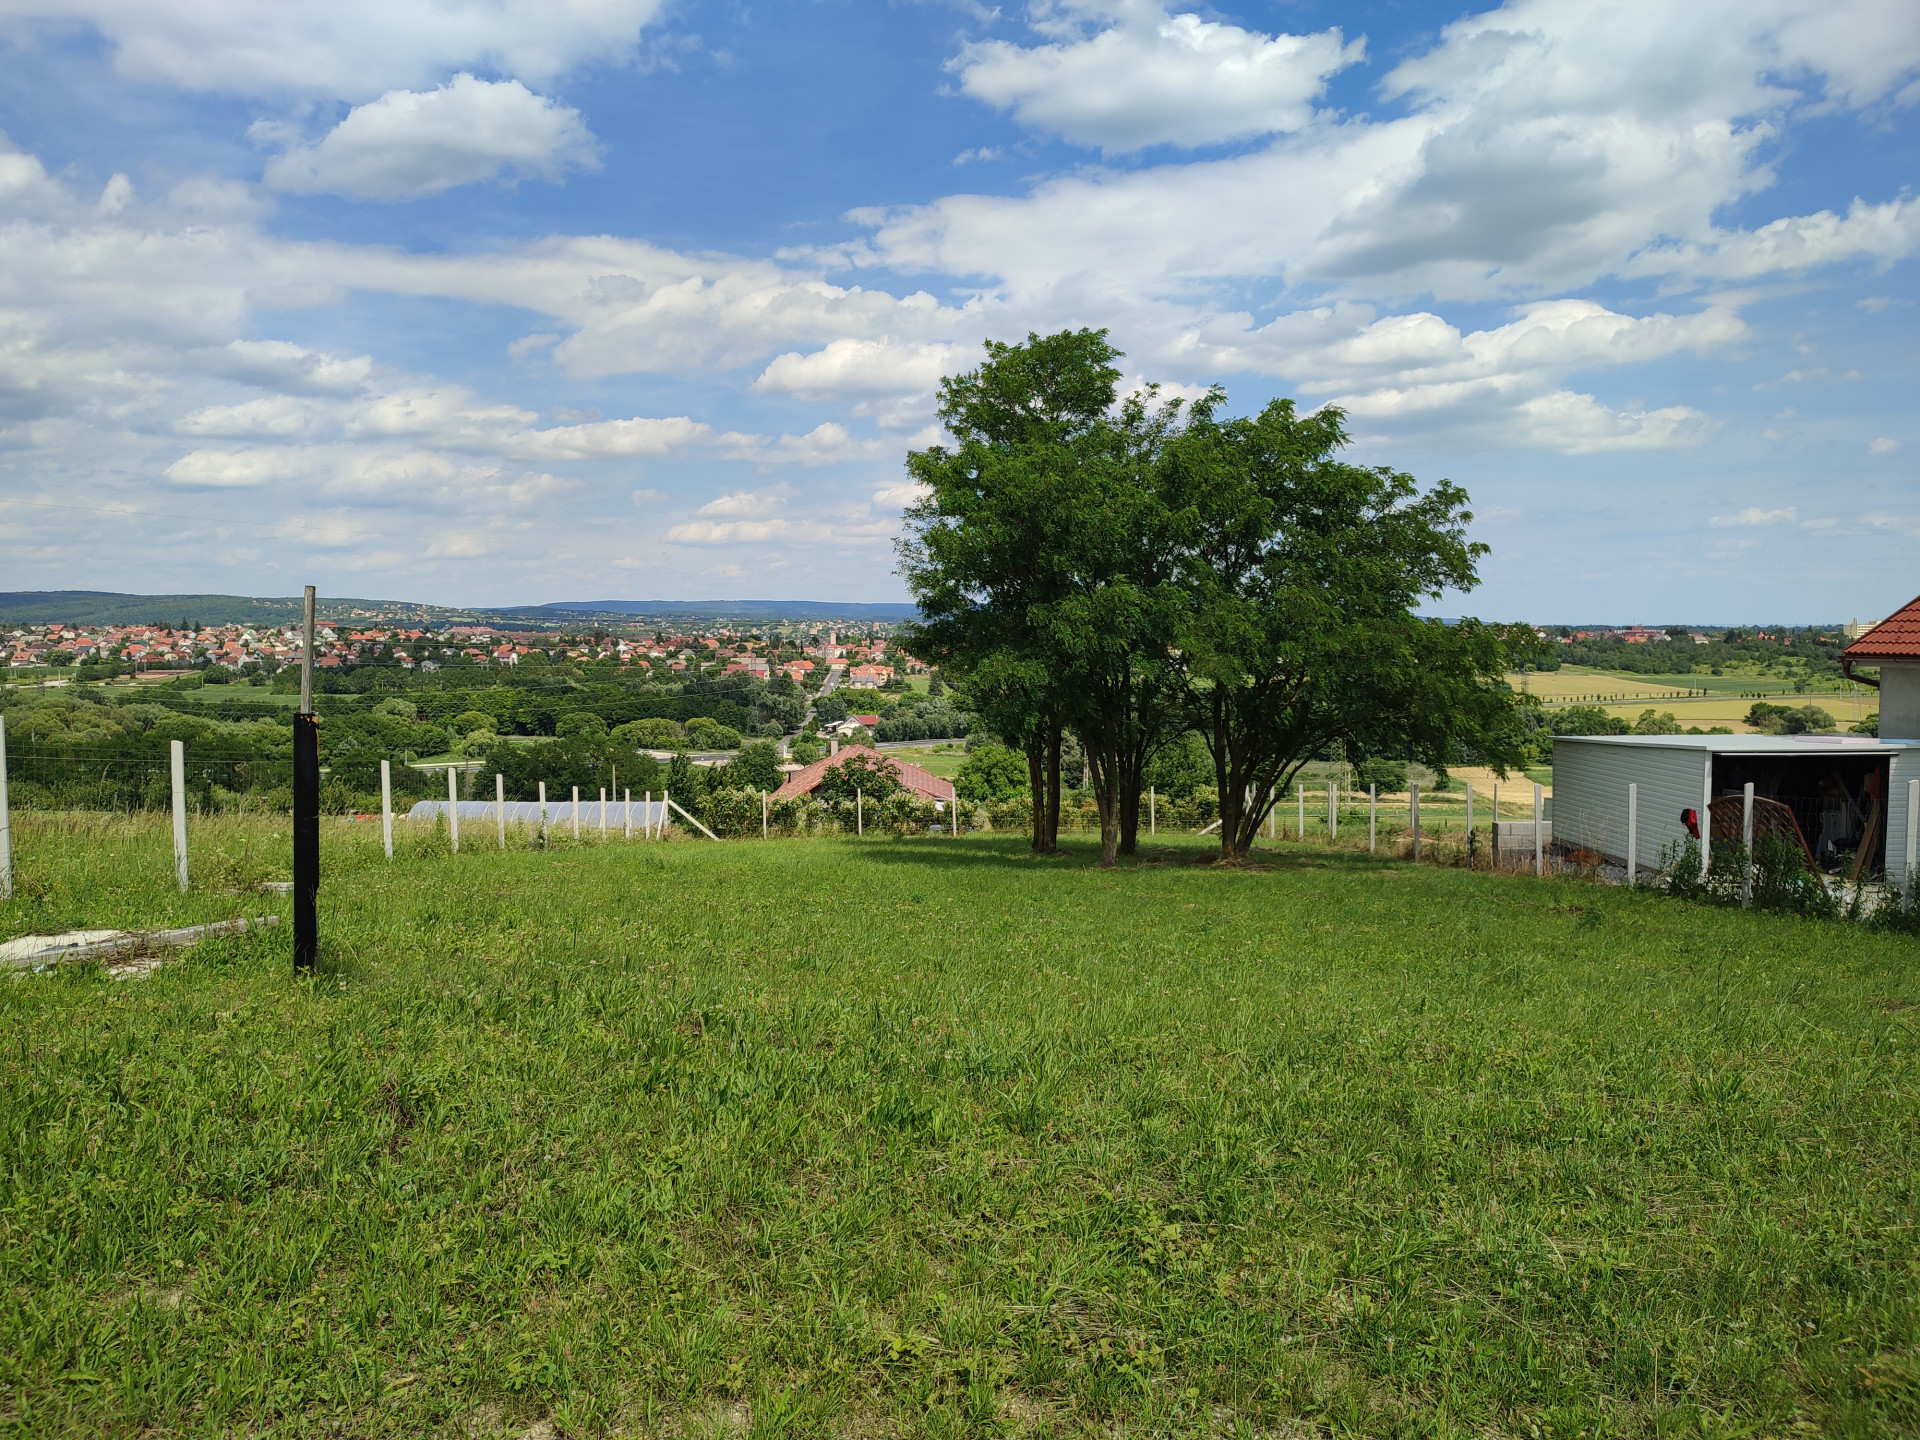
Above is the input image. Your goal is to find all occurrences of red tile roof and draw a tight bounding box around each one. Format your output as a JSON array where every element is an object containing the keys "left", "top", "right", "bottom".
[
  {"left": 771, "top": 744, "right": 956, "bottom": 803},
  {"left": 1843, "top": 593, "right": 1920, "bottom": 660}
]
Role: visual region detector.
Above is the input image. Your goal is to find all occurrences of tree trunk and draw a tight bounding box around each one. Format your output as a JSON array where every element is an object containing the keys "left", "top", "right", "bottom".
[
  {"left": 1118, "top": 774, "right": 1140, "bottom": 855},
  {"left": 1027, "top": 740, "right": 1048, "bottom": 853},
  {"left": 1045, "top": 725, "right": 1062, "bottom": 851},
  {"left": 1087, "top": 727, "right": 1121, "bottom": 868}
]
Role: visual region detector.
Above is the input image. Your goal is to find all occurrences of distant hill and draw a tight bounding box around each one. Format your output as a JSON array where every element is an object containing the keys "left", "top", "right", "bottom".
[{"left": 0, "top": 590, "right": 918, "bottom": 628}]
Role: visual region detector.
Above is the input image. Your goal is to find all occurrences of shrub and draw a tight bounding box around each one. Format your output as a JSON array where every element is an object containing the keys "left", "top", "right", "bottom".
[
  {"left": 613, "top": 718, "right": 687, "bottom": 750},
  {"left": 451, "top": 710, "right": 497, "bottom": 736},
  {"left": 556, "top": 712, "right": 608, "bottom": 740},
  {"left": 815, "top": 753, "right": 901, "bottom": 809},
  {"left": 955, "top": 742, "right": 1028, "bottom": 802},
  {"left": 1354, "top": 758, "right": 1407, "bottom": 793},
  {"left": 684, "top": 716, "right": 744, "bottom": 751}
]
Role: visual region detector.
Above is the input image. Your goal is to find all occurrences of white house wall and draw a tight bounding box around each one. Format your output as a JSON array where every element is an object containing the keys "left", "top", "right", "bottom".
[
  {"left": 1551, "top": 739, "right": 1708, "bottom": 876},
  {"left": 1880, "top": 662, "right": 1920, "bottom": 742}
]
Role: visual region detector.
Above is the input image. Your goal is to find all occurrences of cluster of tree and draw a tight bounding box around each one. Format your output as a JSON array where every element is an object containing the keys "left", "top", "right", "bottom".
[
  {"left": 1745, "top": 701, "right": 1837, "bottom": 734},
  {"left": 1549, "top": 629, "right": 1850, "bottom": 680},
  {"left": 899, "top": 330, "right": 1536, "bottom": 865}
]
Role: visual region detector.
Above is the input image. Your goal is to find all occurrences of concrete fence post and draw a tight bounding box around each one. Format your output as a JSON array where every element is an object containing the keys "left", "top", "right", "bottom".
[
  {"left": 1740, "top": 781, "right": 1755, "bottom": 908},
  {"left": 1149, "top": 785, "right": 1156, "bottom": 836},
  {"left": 857, "top": 788, "right": 864, "bottom": 837},
  {"left": 762, "top": 789, "right": 769, "bottom": 840},
  {"left": 1296, "top": 784, "right": 1304, "bottom": 841},
  {"left": 662, "top": 789, "right": 671, "bottom": 838},
  {"left": 497, "top": 772, "right": 507, "bottom": 849},
  {"left": 1329, "top": 781, "right": 1338, "bottom": 844},
  {"left": 380, "top": 759, "right": 393, "bottom": 861},
  {"left": 1410, "top": 782, "right": 1421, "bottom": 861},
  {"left": 599, "top": 787, "right": 608, "bottom": 840},
  {"left": 1492, "top": 782, "right": 1499, "bottom": 868},
  {"left": 1626, "top": 782, "right": 1638, "bottom": 888},
  {"left": 625, "top": 789, "right": 633, "bottom": 840},
  {"left": 572, "top": 786, "right": 580, "bottom": 840},
  {"left": 0, "top": 715, "right": 10, "bottom": 901},
  {"left": 1465, "top": 782, "right": 1473, "bottom": 865},
  {"left": 1533, "top": 783, "right": 1545, "bottom": 878},
  {"left": 170, "top": 739, "right": 189, "bottom": 892},
  {"left": 537, "top": 781, "right": 547, "bottom": 844},
  {"left": 448, "top": 765, "right": 460, "bottom": 854},
  {"left": 1369, "top": 784, "right": 1377, "bottom": 853}
]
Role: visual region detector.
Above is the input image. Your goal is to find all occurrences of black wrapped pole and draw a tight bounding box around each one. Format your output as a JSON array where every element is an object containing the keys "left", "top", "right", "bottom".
[{"left": 293, "top": 585, "right": 319, "bottom": 973}]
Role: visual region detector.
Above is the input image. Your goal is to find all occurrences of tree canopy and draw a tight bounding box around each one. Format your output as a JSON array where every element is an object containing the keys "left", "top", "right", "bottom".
[{"left": 900, "top": 331, "right": 1537, "bottom": 864}]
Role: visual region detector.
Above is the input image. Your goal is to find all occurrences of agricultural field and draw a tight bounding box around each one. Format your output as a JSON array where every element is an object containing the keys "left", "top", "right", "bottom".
[
  {"left": 875, "top": 741, "right": 969, "bottom": 779},
  {"left": 1507, "top": 667, "right": 1876, "bottom": 734},
  {"left": 3, "top": 817, "right": 1918, "bottom": 1437}
]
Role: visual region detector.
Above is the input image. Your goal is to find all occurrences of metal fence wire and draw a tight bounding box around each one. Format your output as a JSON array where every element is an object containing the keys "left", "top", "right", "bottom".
[{"left": 4, "top": 740, "right": 293, "bottom": 812}]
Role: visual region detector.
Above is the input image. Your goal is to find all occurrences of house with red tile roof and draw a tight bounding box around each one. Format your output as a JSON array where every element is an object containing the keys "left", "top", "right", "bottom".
[
  {"left": 1843, "top": 592, "right": 1920, "bottom": 740},
  {"left": 771, "top": 744, "right": 955, "bottom": 803}
]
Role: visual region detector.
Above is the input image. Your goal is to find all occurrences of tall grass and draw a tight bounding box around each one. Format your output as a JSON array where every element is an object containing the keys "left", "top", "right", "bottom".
[{"left": 1, "top": 819, "right": 1917, "bottom": 1436}]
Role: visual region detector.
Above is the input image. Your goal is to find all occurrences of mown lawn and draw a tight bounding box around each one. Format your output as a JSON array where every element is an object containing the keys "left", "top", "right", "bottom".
[{"left": 2, "top": 819, "right": 1918, "bottom": 1437}]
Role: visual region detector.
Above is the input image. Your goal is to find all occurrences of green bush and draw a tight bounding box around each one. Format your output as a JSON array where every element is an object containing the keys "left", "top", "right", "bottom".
[
  {"left": 556, "top": 712, "right": 608, "bottom": 740},
  {"left": 450, "top": 710, "right": 497, "bottom": 736},
  {"left": 955, "top": 742, "right": 1028, "bottom": 802},
  {"left": 1354, "top": 757, "right": 1408, "bottom": 793},
  {"left": 613, "top": 718, "right": 687, "bottom": 750}
]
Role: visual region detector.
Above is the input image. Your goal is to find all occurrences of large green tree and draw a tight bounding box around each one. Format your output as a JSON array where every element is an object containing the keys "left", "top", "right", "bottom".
[
  {"left": 898, "top": 329, "right": 1123, "bottom": 854},
  {"left": 1163, "top": 395, "right": 1534, "bottom": 861}
]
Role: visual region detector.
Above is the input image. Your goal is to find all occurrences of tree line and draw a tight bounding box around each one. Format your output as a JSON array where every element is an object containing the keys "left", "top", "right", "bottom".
[{"left": 898, "top": 330, "right": 1538, "bottom": 865}]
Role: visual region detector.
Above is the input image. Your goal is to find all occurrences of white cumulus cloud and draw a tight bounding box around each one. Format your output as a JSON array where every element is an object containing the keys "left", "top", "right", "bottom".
[
  {"left": 954, "top": 4, "right": 1363, "bottom": 153},
  {"left": 0, "top": 0, "right": 668, "bottom": 100},
  {"left": 264, "top": 76, "right": 598, "bottom": 201}
]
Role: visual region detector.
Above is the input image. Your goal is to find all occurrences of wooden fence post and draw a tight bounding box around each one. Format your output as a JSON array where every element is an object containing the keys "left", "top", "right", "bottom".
[
  {"left": 380, "top": 759, "right": 393, "bottom": 861},
  {"left": 170, "top": 739, "right": 189, "bottom": 892}
]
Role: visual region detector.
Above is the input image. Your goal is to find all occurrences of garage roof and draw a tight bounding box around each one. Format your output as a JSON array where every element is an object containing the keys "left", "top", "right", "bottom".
[{"left": 1553, "top": 734, "right": 1917, "bottom": 756}]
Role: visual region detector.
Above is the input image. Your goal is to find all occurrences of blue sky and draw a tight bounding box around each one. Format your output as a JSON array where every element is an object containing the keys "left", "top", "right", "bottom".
[{"left": 0, "top": 0, "right": 1915, "bottom": 623}]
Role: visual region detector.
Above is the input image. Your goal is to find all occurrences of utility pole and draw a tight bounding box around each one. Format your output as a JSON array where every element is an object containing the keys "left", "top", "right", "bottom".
[{"left": 293, "top": 585, "right": 319, "bottom": 973}]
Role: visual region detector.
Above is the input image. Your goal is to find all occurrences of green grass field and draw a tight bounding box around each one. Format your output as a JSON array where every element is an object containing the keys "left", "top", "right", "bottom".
[{"left": 3, "top": 816, "right": 1918, "bottom": 1437}]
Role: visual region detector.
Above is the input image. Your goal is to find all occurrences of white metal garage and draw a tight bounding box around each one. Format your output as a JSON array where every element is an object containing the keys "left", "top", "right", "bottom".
[{"left": 1552, "top": 733, "right": 1920, "bottom": 883}]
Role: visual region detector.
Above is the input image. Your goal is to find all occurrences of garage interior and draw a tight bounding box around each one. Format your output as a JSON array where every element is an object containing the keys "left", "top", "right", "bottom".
[{"left": 1710, "top": 750, "right": 1890, "bottom": 880}]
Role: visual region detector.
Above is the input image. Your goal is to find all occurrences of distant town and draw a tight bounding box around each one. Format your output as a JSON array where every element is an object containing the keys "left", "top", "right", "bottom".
[{"left": 1, "top": 616, "right": 922, "bottom": 691}]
